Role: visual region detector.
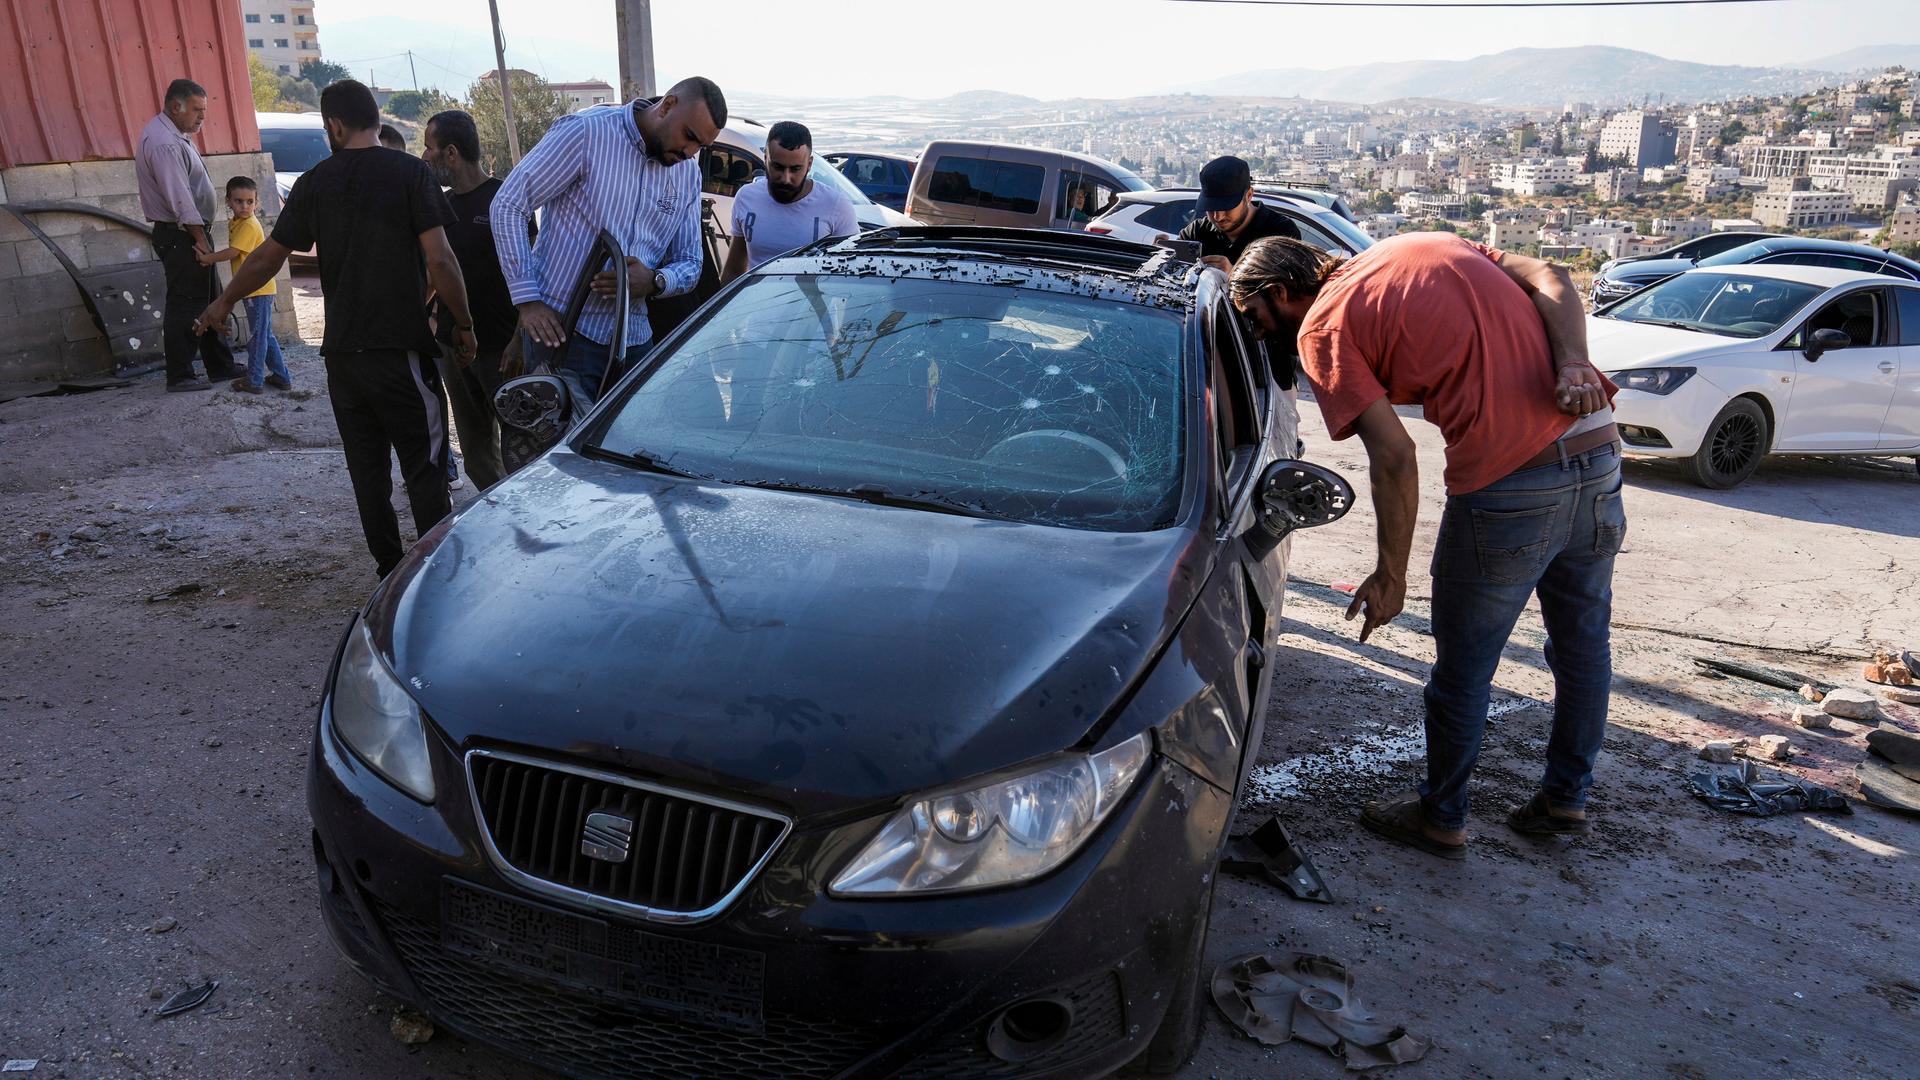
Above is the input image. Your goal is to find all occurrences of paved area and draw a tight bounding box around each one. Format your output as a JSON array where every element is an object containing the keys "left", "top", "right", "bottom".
[{"left": 2, "top": 283, "right": 1917, "bottom": 1077}]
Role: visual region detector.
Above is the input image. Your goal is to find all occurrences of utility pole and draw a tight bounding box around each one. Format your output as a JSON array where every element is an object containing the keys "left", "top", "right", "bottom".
[
  {"left": 615, "top": 0, "right": 656, "bottom": 101},
  {"left": 407, "top": 50, "right": 418, "bottom": 92},
  {"left": 487, "top": 0, "right": 522, "bottom": 165}
]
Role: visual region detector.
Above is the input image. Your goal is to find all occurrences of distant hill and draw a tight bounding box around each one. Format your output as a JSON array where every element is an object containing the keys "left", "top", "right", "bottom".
[
  {"left": 1799, "top": 44, "right": 1920, "bottom": 72},
  {"left": 1173, "top": 46, "right": 1832, "bottom": 108}
]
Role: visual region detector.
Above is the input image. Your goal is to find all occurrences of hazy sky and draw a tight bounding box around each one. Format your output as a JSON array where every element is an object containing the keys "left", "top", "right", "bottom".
[{"left": 319, "top": 0, "right": 1914, "bottom": 100}]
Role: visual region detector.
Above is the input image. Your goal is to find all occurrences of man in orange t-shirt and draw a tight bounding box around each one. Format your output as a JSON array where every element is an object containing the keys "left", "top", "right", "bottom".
[{"left": 1231, "top": 233, "right": 1622, "bottom": 861}]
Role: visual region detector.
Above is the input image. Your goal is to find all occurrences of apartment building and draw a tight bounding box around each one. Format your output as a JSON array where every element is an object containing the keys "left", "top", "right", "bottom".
[
  {"left": 1744, "top": 144, "right": 1817, "bottom": 180},
  {"left": 1686, "top": 165, "right": 1740, "bottom": 200},
  {"left": 1808, "top": 148, "right": 1920, "bottom": 211},
  {"left": 1491, "top": 157, "right": 1578, "bottom": 196},
  {"left": 1485, "top": 217, "right": 1540, "bottom": 249},
  {"left": 1398, "top": 191, "right": 1466, "bottom": 219},
  {"left": 1595, "top": 110, "right": 1674, "bottom": 167},
  {"left": 551, "top": 80, "right": 617, "bottom": 112},
  {"left": 1654, "top": 216, "right": 1712, "bottom": 241},
  {"left": 240, "top": 1, "right": 320, "bottom": 76},
  {"left": 1889, "top": 201, "right": 1920, "bottom": 245},
  {"left": 1594, "top": 167, "right": 1639, "bottom": 200},
  {"left": 1753, "top": 189, "right": 1852, "bottom": 229}
]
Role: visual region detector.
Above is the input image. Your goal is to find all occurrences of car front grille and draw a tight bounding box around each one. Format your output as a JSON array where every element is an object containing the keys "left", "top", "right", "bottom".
[
  {"left": 903, "top": 969, "right": 1131, "bottom": 1079},
  {"left": 376, "top": 899, "right": 896, "bottom": 1080},
  {"left": 467, "top": 749, "right": 788, "bottom": 921}
]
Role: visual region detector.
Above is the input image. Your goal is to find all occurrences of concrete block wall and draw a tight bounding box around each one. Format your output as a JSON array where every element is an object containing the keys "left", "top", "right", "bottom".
[{"left": 0, "top": 151, "right": 302, "bottom": 383}]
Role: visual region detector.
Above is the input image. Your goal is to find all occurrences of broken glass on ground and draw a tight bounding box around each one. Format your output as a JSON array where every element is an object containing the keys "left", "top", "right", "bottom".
[
  {"left": 1211, "top": 952, "right": 1431, "bottom": 1070},
  {"left": 1688, "top": 761, "right": 1851, "bottom": 817}
]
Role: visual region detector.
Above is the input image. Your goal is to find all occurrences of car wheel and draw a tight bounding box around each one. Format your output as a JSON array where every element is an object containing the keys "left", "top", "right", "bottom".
[
  {"left": 1683, "top": 397, "right": 1769, "bottom": 489},
  {"left": 1123, "top": 877, "right": 1215, "bottom": 1076}
]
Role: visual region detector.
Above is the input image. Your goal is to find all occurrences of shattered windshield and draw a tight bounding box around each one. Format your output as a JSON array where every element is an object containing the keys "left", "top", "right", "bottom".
[
  {"left": 590, "top": 275, "right": 1186, "bottom": 531},
  {"left": 1601, "top": 272, "right": 1824, "bottom": 338}
]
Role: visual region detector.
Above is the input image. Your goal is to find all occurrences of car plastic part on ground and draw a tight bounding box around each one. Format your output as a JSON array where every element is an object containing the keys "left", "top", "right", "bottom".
[
  {"left": 1688, "top": 761, "right": 1851, "bottom": 817},
  {"left": 1220, "top": 816, "right": 1333, "bottom": 903},
  {"left": 1211, "top": 952, "right": 1430, "bottom": 1070},
  {"left": 1691, "top": 656, "right": 1833, "bottom": 697},
  {"left": 154, "top": 980, "right": 217, "bottom": 1018}
]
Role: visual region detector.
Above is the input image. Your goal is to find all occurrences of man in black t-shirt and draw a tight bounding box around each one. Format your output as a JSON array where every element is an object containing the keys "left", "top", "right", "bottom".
[
  {"left": 422, "top": 109, "right": 527, "bottom": 489},
  {"left": 197, "top": 80, "right": 475, "bottom": 578},
  {"left": 1178, "top": 155, "right": 1300, "bottom": 275}
]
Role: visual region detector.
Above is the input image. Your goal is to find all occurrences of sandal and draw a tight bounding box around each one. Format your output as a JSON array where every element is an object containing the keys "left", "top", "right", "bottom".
[
  {"left": 1360, "top": 793, "right": 1468, "bottom": 861},
  {"left": 1506, "top": 792, "right": 1591, "bottom": 836}
]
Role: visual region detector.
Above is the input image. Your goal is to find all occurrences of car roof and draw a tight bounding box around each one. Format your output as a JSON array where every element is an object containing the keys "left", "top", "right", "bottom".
[
  {"left": 1696, "top": 264, "right": 1893, "bottom": 288},
  {"left": 762, "top": 227, "right": 1199, "bottom": 312},
  {"left": 917, "top": 140, "right": 1139, "bottom": 177},
  {"left": 826, "top": 150, "right": 916, "bottom": 164},
  {"left": 255, "top": 111, "right": 325, "bottom": 129}
]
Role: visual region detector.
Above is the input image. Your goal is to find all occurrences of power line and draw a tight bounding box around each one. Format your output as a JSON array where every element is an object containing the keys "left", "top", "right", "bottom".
[{"left": 1166, "top": 0, "right": 1781, "bottom": 7}]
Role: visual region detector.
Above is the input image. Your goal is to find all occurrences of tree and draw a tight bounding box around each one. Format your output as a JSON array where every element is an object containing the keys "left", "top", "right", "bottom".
[
  {"left": 1550, "top": 124, "right": 1565, "bottom": 157},
  {"left": 1466, "top": 194, "right": 1488, "bottom": 218},
  {"left": 276, "top": 73, "right": 318, "bottom": 110},
  {"left": 248, "top": 53, "right": 294, "bottom": 113},
  {"left": 466, "top": 72, "right": 569, "bottom": 175},
  {"left": 387, "top": 88, "right": 457, "bottom": 122},
  {"left": 300, "top": 59, "right": 353, "bottom": 89}
]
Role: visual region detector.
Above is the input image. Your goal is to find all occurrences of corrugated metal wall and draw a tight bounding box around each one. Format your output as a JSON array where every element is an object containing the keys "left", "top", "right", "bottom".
[{"left": 0, "top": 0, "right": 260, "bottom": 168}]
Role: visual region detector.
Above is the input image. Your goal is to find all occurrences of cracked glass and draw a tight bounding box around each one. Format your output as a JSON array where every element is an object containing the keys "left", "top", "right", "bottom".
[{"left": 590, "top": 274, "right": 1187, "bottom": 531}]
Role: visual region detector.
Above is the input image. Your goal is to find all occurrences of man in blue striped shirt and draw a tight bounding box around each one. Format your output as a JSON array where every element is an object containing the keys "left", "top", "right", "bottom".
[{"left": 491, "top": 76, "right": 727, "bottom": 408}]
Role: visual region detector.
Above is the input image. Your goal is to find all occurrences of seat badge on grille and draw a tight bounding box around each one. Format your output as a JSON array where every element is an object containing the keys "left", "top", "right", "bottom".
[{"left": 580, "top": 811, "right": 635, "bottom": 863}]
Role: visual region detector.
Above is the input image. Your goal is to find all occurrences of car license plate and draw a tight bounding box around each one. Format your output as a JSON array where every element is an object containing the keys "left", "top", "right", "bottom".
[{"left": 440, "top": 877, "right": 766, "bottom": 1032}]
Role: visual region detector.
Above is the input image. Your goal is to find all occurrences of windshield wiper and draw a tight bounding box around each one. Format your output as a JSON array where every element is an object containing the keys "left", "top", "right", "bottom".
[
  {"left": 734, "top": 479, "right": 993, "bottom": 519},
  {"left": 1631, "top": 319, "right": 1710, "bottom": 333},
  {"left": 580, "top": 444, "right": 710, "bottom": 480}
]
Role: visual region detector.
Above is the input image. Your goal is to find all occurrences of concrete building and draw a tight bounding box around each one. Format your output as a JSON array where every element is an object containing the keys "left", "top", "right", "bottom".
[
  {"left": 1398, "top": 191, "right": 1466, "bottom": 219},
  {"left": 1712, "top": 218, "right": 1766, "bottom": 233},
  {"left": 1654, "top": 217, "right": 1712, "bottom": 241},
  {"left": 1687, "top": 166, "right": 1740, "bottom": 201},
  {"left": 1486, "top": 218, "right": 1540, "bottom": 249},
  {"left": 1491, "top": 158, "right": 1578, "bottom": 196},
  {"left": 1596, "top": 110, "right": 1674, "bottom": 167},
  {"left": 1889, "top": 201, "right": 1920, "bottom": 245},
  {"left": 551, "top": 80, "right": 617, "bottom": 112},
  {"left": 1360, "top": 214, "right": 1406, "bottom": 241},
  {"left": 240, "top": 1, "right": 321, "bottom": 77},
  {"left": 1605, "top": 234, "right": 1669, "bottom": 259},
  {"left": 1753, "top": 189, "right": 1853, "bottom": 229},
  {"left": 1594, "top": 167, "right": 1639, "bottom": 201},
  {"left": 1, "top": 0, "right": 293, "bottom": 383},
  {"left": 1808, "top": 148, "right": 1920, "bottom": 212},
  {"left": 1744, "top": 144, "right": 1817, "bottom": 180}
]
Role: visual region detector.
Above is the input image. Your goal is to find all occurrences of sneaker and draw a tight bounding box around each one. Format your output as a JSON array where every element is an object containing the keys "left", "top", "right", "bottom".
[
  {"left": 449, "top": 476, "right": 465, "bottom": 490},
  {"left": 229, "top": 378, "right": 264, "bottom": 394},
  {"left": 264, "top": 374, "right": 293, "bottom": 391},
  {"left": 167, "top": 377, "right": 213, "bottom": 393}
]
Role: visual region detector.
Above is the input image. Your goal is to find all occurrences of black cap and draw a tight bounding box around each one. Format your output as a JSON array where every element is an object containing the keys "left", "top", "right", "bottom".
[{"left": 1197, "top": 156, "right": 1252, "bottom": 212}]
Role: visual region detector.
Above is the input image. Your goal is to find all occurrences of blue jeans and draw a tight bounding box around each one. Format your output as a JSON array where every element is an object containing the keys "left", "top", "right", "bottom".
[
  {"left": 243, "top": 295, "right": 290, "bottom": 387},
  {"left": 1420, "top": 443, "right": 1626, "bottom": 831},
  {"left": 528, "top": 332, "right": 639, "bottom": 412}
]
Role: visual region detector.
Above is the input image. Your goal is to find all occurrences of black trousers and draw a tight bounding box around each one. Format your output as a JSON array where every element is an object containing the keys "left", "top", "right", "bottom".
[
  {"left": 434, "top": 344, "right": 506, "bottom": 491},
  {"left": 325, "top": 350, "right": 452, "bottom": 576},
  {"left": 151, "top": 222, "right": 237, "bottom": 383}
]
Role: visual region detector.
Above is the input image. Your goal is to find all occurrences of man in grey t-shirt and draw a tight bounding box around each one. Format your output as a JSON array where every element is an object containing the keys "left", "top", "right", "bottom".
[{"left": 721, "top": 122, "right": 859, "bottom": 281}]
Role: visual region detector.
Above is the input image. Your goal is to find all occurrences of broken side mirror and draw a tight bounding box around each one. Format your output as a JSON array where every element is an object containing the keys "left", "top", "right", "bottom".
[
  {"left": 1254, "top": 461, "right": 1353, "bottom": 545},
  {"left": 1804, "top": 327, "right": 1849, "bottom": 362},
  {"left": 494, "top": 374, "right": 572, "bottom": 442}
]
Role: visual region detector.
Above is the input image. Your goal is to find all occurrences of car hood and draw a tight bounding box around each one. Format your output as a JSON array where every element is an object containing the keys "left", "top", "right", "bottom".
[
  {"left": 1587, "top": 316, "right": 1747, "bottom": 370},
  {"left": 856, "top": 202, "right": 915, "bottom": 229},
  {"left": 1602, "top": 257, "right": 1691, "bottom": 283},
  {"left": 370, "top": 451, "right": 1204, "bottom": 817}
]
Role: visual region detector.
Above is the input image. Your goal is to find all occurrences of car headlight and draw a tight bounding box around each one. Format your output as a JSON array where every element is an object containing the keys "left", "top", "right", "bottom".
[
  {"left": 830, "top": 732, "right": 1151, "bottom": 896},
  {"left": 1608, "top": 367, "right": 1696, "bottom": 395},
  {"left": 330, "top": 620, "right": 436, "bottom": 802}
]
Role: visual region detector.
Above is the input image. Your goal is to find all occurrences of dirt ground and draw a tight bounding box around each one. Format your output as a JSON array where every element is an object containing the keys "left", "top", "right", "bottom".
[{"left": 3, "top": 273, "right": 1918, "bottom": 1078}]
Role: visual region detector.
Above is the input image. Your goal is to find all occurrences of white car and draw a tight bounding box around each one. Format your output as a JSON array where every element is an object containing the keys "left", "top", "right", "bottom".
[
  {"left": 255, "top": 111, "right": 330, "bottom": 261},
  {"left": 1085, "top": 187, "right": 1375, "bottom": 257},
  {"left": 1589, "top": 264, "right": 1920, "bottom": 488},
  {"left": 698, "top": 120, "right": 914, "bottom": 268}
]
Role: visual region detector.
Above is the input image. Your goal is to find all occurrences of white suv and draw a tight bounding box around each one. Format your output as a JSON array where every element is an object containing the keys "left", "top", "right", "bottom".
[{"left": 1087, "top": 188, "right": 1374, "bottom": 257}]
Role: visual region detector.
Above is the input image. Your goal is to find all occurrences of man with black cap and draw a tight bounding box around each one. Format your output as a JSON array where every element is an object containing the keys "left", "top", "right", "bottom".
[{"left": 1179, "top": 155, "right": 1300, "bottom": 275}]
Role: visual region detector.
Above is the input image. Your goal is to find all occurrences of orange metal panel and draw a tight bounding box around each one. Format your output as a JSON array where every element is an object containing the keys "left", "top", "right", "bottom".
[{"left": 0, "top": 0, "right": 260, "bottom": 169}]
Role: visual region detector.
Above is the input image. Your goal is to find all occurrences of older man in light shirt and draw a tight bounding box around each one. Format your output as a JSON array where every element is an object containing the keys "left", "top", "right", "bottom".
[{"left": 135, "top": 78, "right": 239, "bottom": 392}]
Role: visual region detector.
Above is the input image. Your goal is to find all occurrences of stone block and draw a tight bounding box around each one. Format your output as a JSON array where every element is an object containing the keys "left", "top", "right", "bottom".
[
  {"left": 0, "top": 239, "right": 18, "bottom": 284},
  {"left": 1755, "top": 734, "right": 1793, "bottom": 761},
  {"left": 69, "top": 159, "right": 139, "bottom": 199},
  {"left": 1793, "top": 704, "right": 1831, "bottom": 729},
  {"left": 64, "top": 305, "right": 103, "bottom": 342},
  {"left": 3, "top": 163, "right": 76, "bottom": 202},
  {"left": 59, "top": 337, "right": 114, "bottom": 377},
  {"left": 100, "top": 193, "right": 148, "bottom": 225},
  {"left": 2, "top": 270, "right": 86, "bottom": 313},
  {"left": 82, "top": 227, "right": 154, "bottom": 268},
  {"left": 17, "top": 209, "right": 95, "bottom": 239},
  {"left": 1698, "top": 739, "right": 1737, "bottom": 763},
  {"left": 14, "top": 235, "right": 88, "bottom": 275},
  {"left": 0, "top": 306, "right": 74, "bottom": 349},
  {"left": 1821, "top": 688, "right": 1881, "bottom": 721}
]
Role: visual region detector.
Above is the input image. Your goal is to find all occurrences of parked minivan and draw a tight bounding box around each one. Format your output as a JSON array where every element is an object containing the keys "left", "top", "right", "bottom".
[{"left": 906, "top": 141, "right": 1152, "bottom": 230}]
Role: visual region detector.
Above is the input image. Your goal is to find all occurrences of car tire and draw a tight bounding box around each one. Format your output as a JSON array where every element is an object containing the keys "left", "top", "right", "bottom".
[
  {"left": 1683, "top": 397, "right": 1769, "bottom": 489},
  {"left": 1123, "top": 878, "right": 1216, "bottom": 1076}
]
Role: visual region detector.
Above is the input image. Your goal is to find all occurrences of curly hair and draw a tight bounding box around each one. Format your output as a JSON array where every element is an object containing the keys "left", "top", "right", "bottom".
[{"left": 1229, "top": 237, "right": 1347, "bottom": 303}]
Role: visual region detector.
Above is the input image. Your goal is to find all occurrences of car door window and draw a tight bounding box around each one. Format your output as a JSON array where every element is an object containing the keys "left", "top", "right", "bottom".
[
  {"left": 1209, "top": 301, "right": 1262, "bottom": 497},
  {"left": 1278, "top": 212, "right": 1344, "bottom": 254},
  {"left": 889, "top": 160, "right": 914, "bottom": 188},
  {"left": 702, "top": 145, "right": 761, "bottom": 197},
  {"left": 1897, "top": 289, "right": 1920, "bottom": 344},
  {"left": 1783, "top": 289, "right": 1885, "bottom": 349},
  {"left": 1875, "top": 261, "right": 1918, "bottom": 280},
  {"left": 1765, "top": 252, "right": 1886, "bottom": 274},
  {"left": 927, "top": 156, "right": 1044, "bottom": 214},
  {"left": 1137, "top": 200, "right": 1198, "bottom": 235}
]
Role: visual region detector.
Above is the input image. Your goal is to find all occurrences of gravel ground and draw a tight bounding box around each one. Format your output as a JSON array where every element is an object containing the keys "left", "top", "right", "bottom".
[{"left": 2, "top": 273, "right": 1917, "bottom": 1077}]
